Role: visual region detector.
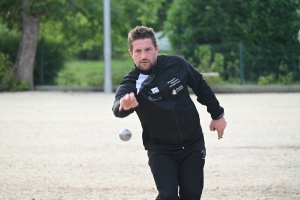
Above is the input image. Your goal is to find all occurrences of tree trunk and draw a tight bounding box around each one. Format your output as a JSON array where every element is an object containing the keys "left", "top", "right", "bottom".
[{"left": 14, "top": 2, "right": 41, "bottom": 90}]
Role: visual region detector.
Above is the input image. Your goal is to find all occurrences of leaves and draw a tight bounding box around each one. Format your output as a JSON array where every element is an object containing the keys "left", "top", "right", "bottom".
[
  {"left": 165, "top": 0, "right": 300, "bottom": 47},
  {"left": 1, "top": 0, "right": 168, "bottom": 56}
]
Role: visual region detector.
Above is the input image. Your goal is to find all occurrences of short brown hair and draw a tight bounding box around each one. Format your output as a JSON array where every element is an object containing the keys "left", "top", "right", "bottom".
[{"left": 128, "top": 26, "right": 157, "bottom": 50}]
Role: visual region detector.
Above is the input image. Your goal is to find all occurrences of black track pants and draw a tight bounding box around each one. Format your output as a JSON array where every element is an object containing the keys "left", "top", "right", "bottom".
[{"left": 147, "top": 140, "right": 206, "bottom": 200}]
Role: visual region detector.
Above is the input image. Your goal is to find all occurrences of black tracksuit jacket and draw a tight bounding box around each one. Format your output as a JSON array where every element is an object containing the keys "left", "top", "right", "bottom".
[{"left": 112, "top": 55, "right": 224, "bottom": 150}]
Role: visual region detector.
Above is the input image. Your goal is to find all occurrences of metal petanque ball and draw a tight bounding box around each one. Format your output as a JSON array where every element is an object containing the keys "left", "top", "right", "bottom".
[{"left": 119, "top": 129, "right": 132, "bottom": 141}]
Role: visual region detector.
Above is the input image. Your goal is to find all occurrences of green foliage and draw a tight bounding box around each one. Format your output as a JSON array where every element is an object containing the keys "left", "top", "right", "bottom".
[
  {"left": 191, "top": 44, "right": 241, "bottom": 83},
  {"left": 0, "top": 27, "right": 21, "bottom": 63},
  {"left": 0, "top": 27, "right": 29, "bottom": 91},
  {"left": 165, "top": 0, "right": 300, "bottom": 47},
  {"left": 0, "top": 1, "right": 21, "bottom": 30},
  {"left": 192, "top": 45, "right": 239, "bottom": 85},
  {"left": 0, "top": 0, "right": 170, "bottom": 89},
  {"left": 211, "top": 53, "right": 224, "bottom": 73},
  {"left": 75, "top": 46, "right": 103, "bottom": 60},
  {"left": 24, "top": 0, "right": 47, "bottom": 15},
  {"left": 37, "top": 0, "right": 167, "bottom": 60},
  {"left": 257, "top": 74, "right": 276, "bottom": 85},
  {"left": 193, "top": 45, "right": 225, "bottom": 74},
  {"left": 257, "top": 60, "right": 298, "bottom": 85},
  {"left": 204, "top": 76, "right": 224, "bottom": 85},
  {"left": 164, "top": 0, "right": 300, "bottom": 84},
  {"left": 151, "top": 0, "right": 174, "bottom": 31},
  {"left": 34, "top": 38, "right": 68, "bottom": 85},
  {"left": 278, "top": 61, "right": 293, "bottom": 85},
  {"left": 0, "top": 0, "right": 49, "bottom": 30},
  {"left": 243, "top": 45, "right": 300, "bottom": 83},
  {"left": 194, "top": 45, "right": 212, "bottom": 72},
  {"left": 224, "top": 51, "right": 240, "bottom": 81},
  {"left": 0, "top": 52, "right": 28, "bottom": 91},
  {"left": 0, "top": 24, "right": 67, "bottom": 86},
  {"left": 1, "top": 0, "right": 168, "bottom": 60}
]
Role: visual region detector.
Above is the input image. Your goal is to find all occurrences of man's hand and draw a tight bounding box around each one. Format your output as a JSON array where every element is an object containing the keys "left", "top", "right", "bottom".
[
  {"left": 119, "top": 92, "right": 139, "bottom": 111},
  {"left": 209, "top": 117, "right": 227, "bottom": 140}
]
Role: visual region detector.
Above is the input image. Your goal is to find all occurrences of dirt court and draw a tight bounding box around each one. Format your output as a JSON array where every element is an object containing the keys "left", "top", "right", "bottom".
[{"left": 0, "top": 91, "right": 299, "bottom": 200}]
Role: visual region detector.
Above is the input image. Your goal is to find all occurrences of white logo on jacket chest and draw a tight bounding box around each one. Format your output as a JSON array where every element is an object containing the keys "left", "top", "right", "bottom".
[
  {"left": 148, "top": 96, "right": 162, "bottom": 101},
  {"left": 167, "top": 78, "right": 181, "bottom": 88},
  {"left": 172, "top": 85, "right": 184, "bottom": 95},
  {"left": 148, "top": 87, "right": 162, "bottom": 101},
  {"left": 151, "top": 87, "right": 160, "bottom": 94}
]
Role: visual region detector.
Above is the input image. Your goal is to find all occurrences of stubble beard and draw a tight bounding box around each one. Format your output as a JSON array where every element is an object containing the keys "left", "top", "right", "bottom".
[{"left": 137, "top": 58, "right": 156, "bottom": 71}]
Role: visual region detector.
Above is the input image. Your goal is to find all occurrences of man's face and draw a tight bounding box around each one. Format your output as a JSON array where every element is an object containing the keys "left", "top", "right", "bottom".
[
  {"left": 128, "top": 38, "right": 158, "bottom": 71},
  {"left": 298, "top": 31, "right": 300, "bottom": 42}
]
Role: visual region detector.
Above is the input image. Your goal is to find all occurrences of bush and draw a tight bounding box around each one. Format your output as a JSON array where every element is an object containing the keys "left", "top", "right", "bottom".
[
  {"left": 75, "top": 45, "right": 103, "bottom": 60},
  {"left": 257, "top": 74, "right": 276, "bottom": 85},
  {"left": 0, "top": 53, "right": 28, "bottom": 91},
  {"left": 34, "top": 38, "right": 68, "bottom": 85},
  {"left": 0, "top": 30, "right": 20, "bottom": 63},
  {"left": 278, "top": 61, "right": 293, "bottom": 85}
]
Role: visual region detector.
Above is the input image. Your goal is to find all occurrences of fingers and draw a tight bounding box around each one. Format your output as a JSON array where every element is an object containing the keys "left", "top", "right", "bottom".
[
  {"left": 119, "top": 94, "right": 128, "bottom": 111},
  {"left": 119, "top": 99, "right": 124, "bottom": 111},
  {"left": 130, "top": 92, "right": 139, "bottom": 107},
  {"left": 217, "top": 129, "right": 224, "bottom": 140},
  {"left": 119, "top": 94, "right": 129, "bottom": 111},
  {"left": 212, "top": 126, "right": 224, "bottom": 140},
  {"left": 209, "top": 124, "right": 213, "bottom": 131},
  {"left": 119, "top": 92, "right": 138, "bottom": 111}
]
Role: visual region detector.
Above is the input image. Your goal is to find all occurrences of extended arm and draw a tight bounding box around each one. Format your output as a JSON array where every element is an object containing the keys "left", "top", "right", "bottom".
[{"left": 112, "top": 84, "right": 138, "bottom": 118}]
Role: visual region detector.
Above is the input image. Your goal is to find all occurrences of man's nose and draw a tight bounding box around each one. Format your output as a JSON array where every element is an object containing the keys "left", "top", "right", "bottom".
[{"left": 141, "top": 51, "right": 147, "bottom": 59}]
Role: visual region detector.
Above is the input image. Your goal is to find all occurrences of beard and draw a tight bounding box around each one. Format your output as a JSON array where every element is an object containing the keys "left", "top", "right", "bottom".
[{"left": 136, "top": 57, "right": 157, "bottom": 71}]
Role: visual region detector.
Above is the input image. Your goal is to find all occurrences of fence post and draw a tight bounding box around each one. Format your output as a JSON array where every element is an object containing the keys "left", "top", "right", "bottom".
[
  {"left": 40, "top": 37, "right": 44, "bottom": 85},
  {"left": 103, "top": 0, "right": 112, "bottom": 93},
  {"left": 238, "top": 42, "right": 244, "bottom": 85}
]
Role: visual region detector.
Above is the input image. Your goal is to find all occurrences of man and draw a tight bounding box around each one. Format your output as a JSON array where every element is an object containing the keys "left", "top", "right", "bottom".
[
  {"left": 112, "top": 26, "right": 227, "bottom": 200},
  {"left": 298, "top": 30, "right": 300, "bottom": 42}
]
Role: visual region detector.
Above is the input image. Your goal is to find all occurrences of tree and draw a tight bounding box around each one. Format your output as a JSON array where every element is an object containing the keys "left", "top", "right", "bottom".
[
  {"left": 15, "top": 0, "right": 45, "bottom": 89},
  {"left": 0, "top": 0, "right": 56, "bottom": 89},
  {"left": 0, "top": 0, "right": 167, "bottom": 90},
  {"left": 165, "top": 0, "right": 300, "bottom": 47}
]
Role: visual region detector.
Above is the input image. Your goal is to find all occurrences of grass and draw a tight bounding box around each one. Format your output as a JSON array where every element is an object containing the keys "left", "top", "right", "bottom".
[{"left": 55, "top": 59, "right": 134, "bottom": 86}]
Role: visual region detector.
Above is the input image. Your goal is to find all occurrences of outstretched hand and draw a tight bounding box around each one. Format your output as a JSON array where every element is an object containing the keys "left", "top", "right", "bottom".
[
  {"left": 209, "top": 117, "right": 227, "bottom": 140},
  {"left": 119, "top": 92, "right": 139, "bottom": 111}
]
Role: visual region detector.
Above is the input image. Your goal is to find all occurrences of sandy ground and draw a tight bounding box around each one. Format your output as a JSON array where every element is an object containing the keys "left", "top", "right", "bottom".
[{"left": 0, "top": 91, "right": 299, "bottom": 200}]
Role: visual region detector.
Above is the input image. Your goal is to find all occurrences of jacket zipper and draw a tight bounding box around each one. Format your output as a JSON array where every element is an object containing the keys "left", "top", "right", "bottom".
[{"left": 163, "top": 87, "right": 184, "bottom": 142}]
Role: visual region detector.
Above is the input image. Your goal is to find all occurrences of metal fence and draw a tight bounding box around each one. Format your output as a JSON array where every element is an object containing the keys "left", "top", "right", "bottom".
[{"left": 171, "top": 42, "right": 300, "bottom": 85}]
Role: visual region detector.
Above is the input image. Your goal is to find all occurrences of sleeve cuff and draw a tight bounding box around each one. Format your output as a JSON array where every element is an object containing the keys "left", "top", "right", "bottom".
[{"left": 214, "top": 112, "right": 224, "bottom": 120}]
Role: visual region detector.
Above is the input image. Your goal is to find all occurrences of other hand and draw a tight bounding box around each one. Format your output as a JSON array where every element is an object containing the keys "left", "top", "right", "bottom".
[{"left": 209, "top": 117, "right": 227, "bottom": 140}]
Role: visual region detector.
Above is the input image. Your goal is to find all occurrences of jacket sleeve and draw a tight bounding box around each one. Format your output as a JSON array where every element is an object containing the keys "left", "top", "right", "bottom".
[
  {"left": 185, "top": 60, "right": 224, "bottom": 120},
  {"left": 112, "top": 79, "right": 136, "bottom": 118}
]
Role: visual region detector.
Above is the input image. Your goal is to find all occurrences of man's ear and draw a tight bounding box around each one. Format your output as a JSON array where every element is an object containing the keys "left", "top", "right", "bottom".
[{"left": 128, "top": 49, "right": 133, "bottom": 58}]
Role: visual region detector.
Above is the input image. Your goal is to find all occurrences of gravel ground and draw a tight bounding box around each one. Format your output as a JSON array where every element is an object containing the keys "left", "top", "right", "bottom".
[{"left": 0, "top": 92, "right": 299, "bottom": 200}]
